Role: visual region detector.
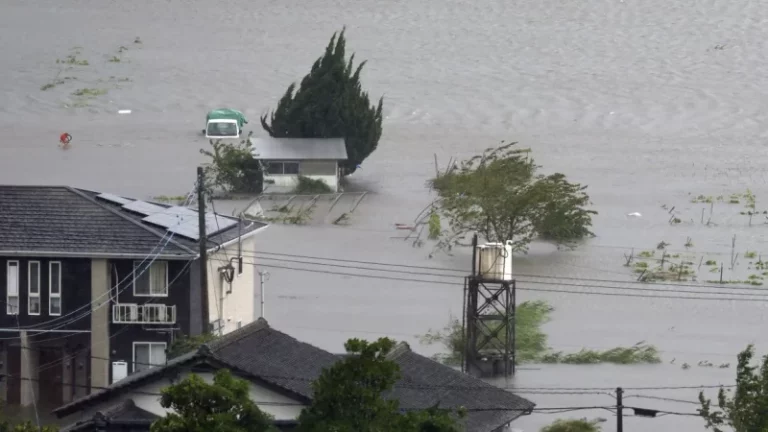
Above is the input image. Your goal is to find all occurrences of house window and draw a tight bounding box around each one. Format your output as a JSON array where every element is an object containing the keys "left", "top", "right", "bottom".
[
  {"left": 266, "top": 161, "right": 300, "bottom": 175},
  {"left": 133, "top": 342, "right": 167, "bottom": 373},
  {"left": 133, "top": 261, "right": 168, "bottom": 297},
  {"left": 28, "top": 261, "right": 41, "bottom": 315},
  {"left": 6, "top": 261, "right": 19, "bottom": 315},
  {"left": 49, "top": 262, "right": 62, "bottom": 316}
]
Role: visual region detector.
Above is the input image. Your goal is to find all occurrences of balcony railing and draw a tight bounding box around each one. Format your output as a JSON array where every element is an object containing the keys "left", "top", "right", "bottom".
[{"left": 113, "top": 304, "right": 176, "bottom": 324}]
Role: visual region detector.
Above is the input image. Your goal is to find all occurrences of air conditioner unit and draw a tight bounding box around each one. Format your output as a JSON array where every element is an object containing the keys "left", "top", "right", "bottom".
[
  {"left": 129, "top": 306, "right": 139, "bottom": 321},
  {"left": 112, "top": 361, "right": 128, "bottom": 384}
]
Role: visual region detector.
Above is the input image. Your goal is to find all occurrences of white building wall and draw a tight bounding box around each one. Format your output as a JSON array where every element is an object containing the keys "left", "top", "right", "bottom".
[
  {"left": 67, "top": 370, "right": 305, "bottom": 424},
  {"left": 206, "top": 235, "right": 258, "bottom": 335}
]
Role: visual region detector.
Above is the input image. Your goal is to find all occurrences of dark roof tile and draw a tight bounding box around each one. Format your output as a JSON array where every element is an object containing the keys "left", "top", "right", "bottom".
[{"left": 0, "top": 185, "right": 266, "bottom": 258}]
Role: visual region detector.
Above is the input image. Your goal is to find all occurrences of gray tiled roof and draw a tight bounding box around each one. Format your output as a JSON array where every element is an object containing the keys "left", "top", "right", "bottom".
[
  {"left": 60, "top": 399, "right": 159, "bottom": 432},
  {"left": 0, "top": 185, "right": 266, "bottom": 258},
  {"left": 54, "top": 319, "right": 534, "bottom": 432},
  {"left": 250, "top": 137, "right": 348, "bottom": 160}
]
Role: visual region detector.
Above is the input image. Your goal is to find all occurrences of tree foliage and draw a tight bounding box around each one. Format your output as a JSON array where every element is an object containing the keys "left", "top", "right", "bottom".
[
  {"left": 540, "top": 418, "right": 602, "bottom": 432},
  {"left": 0, "top": 421, "right": 57, "bottom": 432},
  {"left": 199, "top": 136, "right": 263, "bottom": 194},
  {"left": 430, "top": 141, "right": 596, "bottom": 252},
  {"left": 166, "top": 332, "right": 218, "bottom": 360},
  {"left": 297, "top": 338, "right": 464, "bottom": 432},
  {"left": 260, "top": 28, "right": 384, "bottom": 175},
  {"left": 151, "top": 369, "right": 275, "bottom": 432},
  {"left": 699, "top": 344, "right": 768, "bottom": 431}
]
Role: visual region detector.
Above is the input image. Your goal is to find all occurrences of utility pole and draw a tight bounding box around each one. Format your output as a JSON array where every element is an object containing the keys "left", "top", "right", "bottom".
[
  {"left": 197, "top": 167, "right": 210, "bottom": 334},
  {"left": 258, "top": 271, "right": 269, "bottom": 319},
  {"left": 616, "top": 387, "right": 624, "bottom": 432}
]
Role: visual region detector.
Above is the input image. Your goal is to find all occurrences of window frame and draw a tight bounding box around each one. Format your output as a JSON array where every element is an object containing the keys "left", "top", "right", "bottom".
[
  {"left": 27, "top": 261, "right": 41, "bottom": 316},
  {"left": 132, "top": 261, "right": 169, "bottom": 297},
  {"left": 6, "top": 261, "right": 19, "bottom": 315},
  {"left": 132, "top": 341, "right": 167, "bottom": 373},
  {"left": 266, "top": 161, "right": 300, "bottom": 175},
  {"left": 49, "top": 261, "right": 62, "bottom": 316}
]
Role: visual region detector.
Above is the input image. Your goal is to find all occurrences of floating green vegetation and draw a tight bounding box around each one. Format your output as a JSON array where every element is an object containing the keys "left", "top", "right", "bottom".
[
  {"left": 72, "top": 88, "right": 107, "bottom": 97},
  {"left": 705, "top": 260, "right": 717, "bottom": 266},
  {"left": 656, "top": 241, "right": 669, "bottom": 250},
  {"left": 428, "top": 211, "right": 441, "bottom": 240},
  {"left": 705, "top": 279, "right": 764, "bottom": 286},
  {"left": 108, "top": 56, "right": 121, "bottom": 63},
  {"left": 540, "top": 343, "right": 661, "bottom": 365},
  {"left": 638, "top": 250, "right": 654, "bottom": 258},
  {"left": 691, "top": 195, "right": 722, "bottom": 204},
  {"left": 745, "top": 251, "right": 757, "bottom": 259},
  {"left": 420, "top": 301, "right": 662, "bottom": 365},
  {"left": 57, "top": 54, "right": 89, "bottom": 66}
]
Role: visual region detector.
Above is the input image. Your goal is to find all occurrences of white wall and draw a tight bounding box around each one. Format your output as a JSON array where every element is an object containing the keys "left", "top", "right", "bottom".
[
  {"left": 207, "top": 235, "right": 257, "bottom": 335},
  {"left": 65, "top": 370, "right": 305, "bottom": 425}
]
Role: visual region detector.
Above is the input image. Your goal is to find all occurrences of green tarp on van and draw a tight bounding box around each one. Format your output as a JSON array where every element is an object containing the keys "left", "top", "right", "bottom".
[{"left": 206, "top": 109, "right": 248, "bottom": 128}]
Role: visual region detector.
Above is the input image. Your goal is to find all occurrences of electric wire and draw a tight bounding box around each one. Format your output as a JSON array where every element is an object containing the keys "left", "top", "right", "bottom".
[
  {"left": 240, "top": 254, "right": 768, "bottom": 298},
  {"left": 17, "top": 260, "right": 195, "bottom": 376},
  {"left": 241, "top": 250, "right": 768, "bottom": 293},
  {"left": 6, "top": 186, "right": 198, "bottom": 332},
  {"left": 239, "top": 260, "right": 768, "bottom": 302}
]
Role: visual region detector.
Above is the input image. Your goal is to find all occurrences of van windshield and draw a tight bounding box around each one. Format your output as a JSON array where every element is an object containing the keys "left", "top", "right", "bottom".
[{"left": 207, "top": 122, "right": 238, "bottom": 137}]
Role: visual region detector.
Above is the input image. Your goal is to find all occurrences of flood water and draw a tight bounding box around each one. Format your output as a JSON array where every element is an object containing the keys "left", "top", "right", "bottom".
[{"left": 3, "top": 0, "right": 768, "bottom": 429}]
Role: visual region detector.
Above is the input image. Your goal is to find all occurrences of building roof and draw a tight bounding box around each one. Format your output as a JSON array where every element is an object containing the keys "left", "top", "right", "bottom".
[
  {"left": 250, "top": 137, "right": 348, "bottom": 160},
  {"left": 60, "top": 399, "right": 159, "bottom": 432},
  {"left": 0, "top": 185, "right": 267, "bottom": 259},
  {"left": 54, "top": 319, "right": 535, "bottom": 432},
  {"left": 59, "top": 399, "right": 298, "bottom": 432}
]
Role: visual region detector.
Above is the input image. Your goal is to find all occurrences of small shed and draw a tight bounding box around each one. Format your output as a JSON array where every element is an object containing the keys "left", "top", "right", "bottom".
[{"left": 250, "top": 137, "right": 348, "bottom": 193}]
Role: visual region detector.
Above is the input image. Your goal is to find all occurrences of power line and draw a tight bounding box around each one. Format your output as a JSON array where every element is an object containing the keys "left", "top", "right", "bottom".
[
  {"left": 242, "top": 250, "right": 768, "bottom": 293},
  {"left": 241, "top": 254, "right": 768, "bottom": 298},
  {"left": 4, "top": 187, "right": 198, "bottom": 333},
  {"left": 240, "top": 261, "right": 768, "bottom": 302}
]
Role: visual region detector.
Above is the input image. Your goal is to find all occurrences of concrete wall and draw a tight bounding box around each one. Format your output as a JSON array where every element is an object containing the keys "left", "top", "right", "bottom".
[
  {"left": 206, "top": 236, "right": 257, "bottom": 335},
  {"left": 90, "top": 259, "right": 110, "bottom": 390}
]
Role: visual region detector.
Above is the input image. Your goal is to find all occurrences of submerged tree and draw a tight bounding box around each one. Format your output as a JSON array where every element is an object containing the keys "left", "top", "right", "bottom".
[
  {"left": 430, "top": 141, "right": 596, "bottom": 252},
  {"left": 261, "top": 28, "right": 384, "bottom": 175},
  {"left": 199, "top": 137, "right": 263, "bottom": 194},
  {"left": 698, "top": 344, "right": 768, "bottom": 431},
  {"left": 540, "top": 418, "right": 603, "bottom": 432},
  {"left": 297, "top": 338, "right": 464, "bottom": 432}
]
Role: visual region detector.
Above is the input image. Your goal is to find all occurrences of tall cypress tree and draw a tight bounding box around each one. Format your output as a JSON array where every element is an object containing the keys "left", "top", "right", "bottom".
[{"left": 260, "top": 28, "right": 383, "bottom": 175}]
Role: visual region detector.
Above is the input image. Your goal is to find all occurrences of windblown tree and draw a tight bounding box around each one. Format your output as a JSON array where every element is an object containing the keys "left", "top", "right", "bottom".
[
  {"left": 698, "top": 344, "right": 768, "bottom": 431},
  {"left": 261, "top": 28, "right": 384, "bottom": 175},
  {"left": 430, "top": 141, "right": 596, "bottom": 252}
]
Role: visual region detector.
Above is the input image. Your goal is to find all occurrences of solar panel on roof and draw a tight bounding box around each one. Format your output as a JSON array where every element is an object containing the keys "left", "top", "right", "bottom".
[
  {"left": 167, "top": 219, "right": 201, "bottom": 240},
  {"left": 142, "top": 206, "right": 197, "bottom": 229},
  {"left": 122, "top": 200, "right": 167, "bottom": 216},
  {"left": 164, "top": 213, "right": 239, "bottom": 241},
  {"left": 96, "top": 193, "right": 133, "bottom": 206}
]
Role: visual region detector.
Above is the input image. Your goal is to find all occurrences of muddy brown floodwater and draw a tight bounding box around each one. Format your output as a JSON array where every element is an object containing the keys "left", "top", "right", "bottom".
[{"left": 3, "top": 0, "right": 768, "bottom": 429}]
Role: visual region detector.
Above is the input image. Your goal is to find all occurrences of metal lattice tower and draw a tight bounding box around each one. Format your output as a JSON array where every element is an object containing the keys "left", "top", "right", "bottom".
[{"left": 462, "top": 236, "right": 517, "bottom": 378}]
